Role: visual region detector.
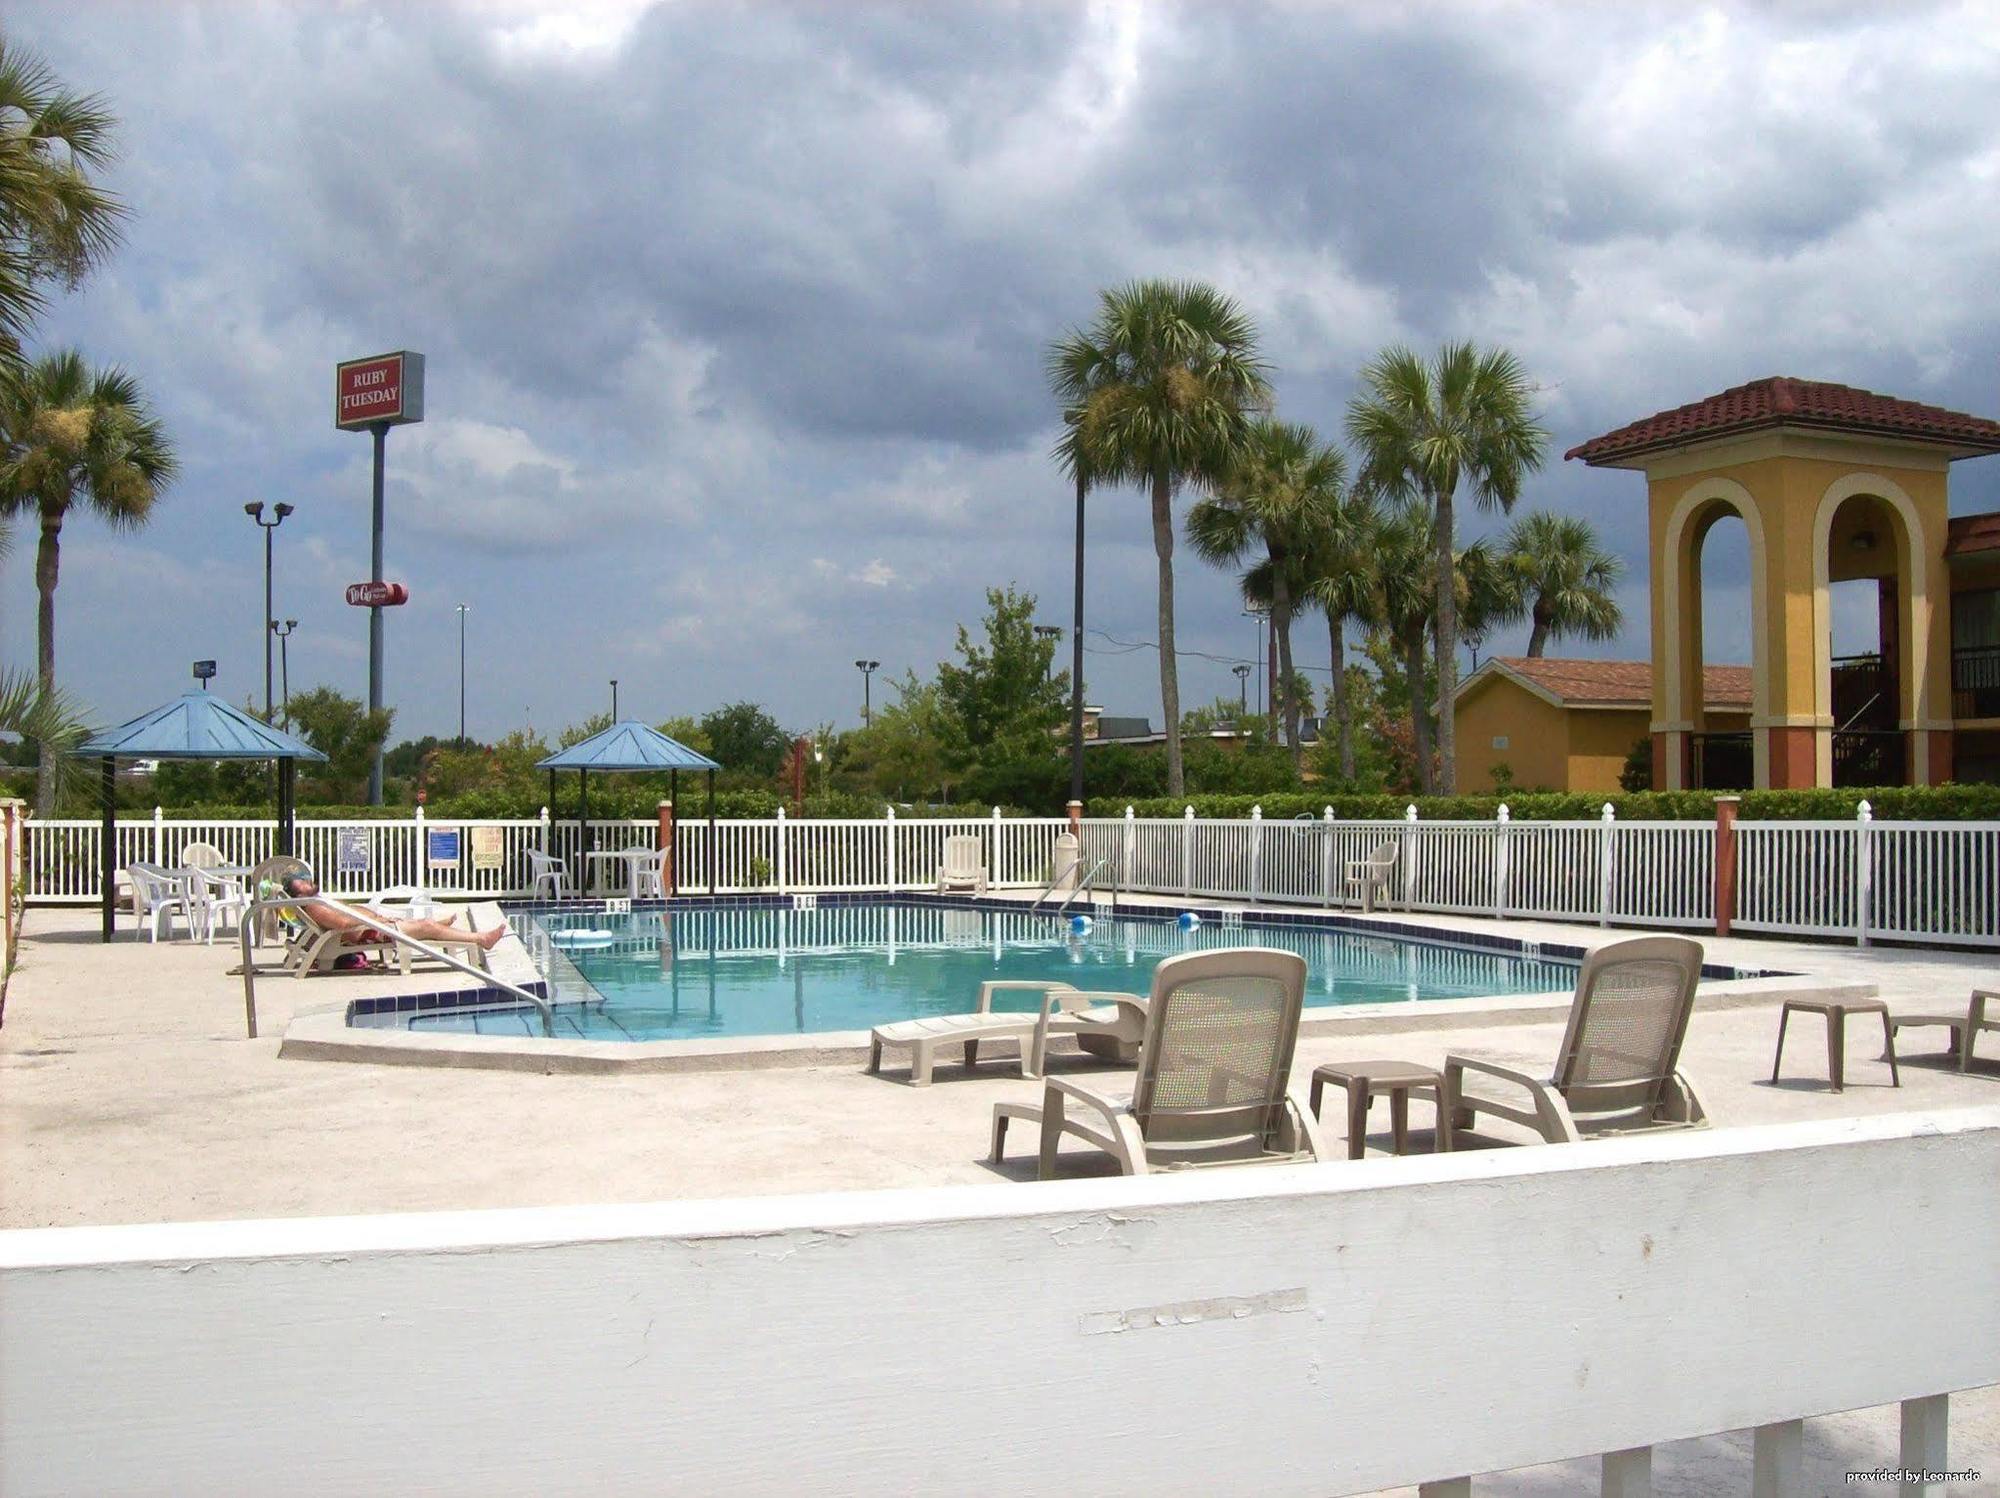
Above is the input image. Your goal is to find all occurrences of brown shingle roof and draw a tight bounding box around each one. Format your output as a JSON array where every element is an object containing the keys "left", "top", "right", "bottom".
[
  {"left": 1479, "top": 656, "right": 1751, "bottom": 711},
  {"left": 1946, "top": 510, "right": 2000, "bottom": 557},
  {"left": 1565, "top": 378, "right": 2000, "bottom": 465}
]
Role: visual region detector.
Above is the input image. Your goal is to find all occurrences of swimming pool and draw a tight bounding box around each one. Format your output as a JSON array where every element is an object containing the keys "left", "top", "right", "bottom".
[{"left": 349, "top": 899, "right": 1581, "bottom": 1042}]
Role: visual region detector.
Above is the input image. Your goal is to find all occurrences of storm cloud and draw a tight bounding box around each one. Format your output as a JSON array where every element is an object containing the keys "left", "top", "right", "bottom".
[{"left": 10, "top": 1, "right": 2000, "bottom": 740}]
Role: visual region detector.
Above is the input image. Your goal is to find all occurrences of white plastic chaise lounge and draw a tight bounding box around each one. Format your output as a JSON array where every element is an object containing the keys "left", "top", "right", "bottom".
[
  {"left": 286, "top": 900, "right": 493, "bottom": 979},
  {"left": 936, "top": 834, "right": 988, "bottom": 895},
  {"left": 991, "top": 948, "right": 1330, "bottom": 1177},
  {"left": 868, "top": 980, "right": 1146, "bottom": 1086},
  {"left": 1440, "top": 934, "right": 1710, "bottom": 1150}
]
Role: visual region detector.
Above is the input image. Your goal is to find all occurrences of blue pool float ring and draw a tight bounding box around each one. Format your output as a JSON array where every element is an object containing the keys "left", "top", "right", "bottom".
[
  {"left": 1177, "top": 911, "right": 1202, "bottom": 930},
  {"left": 1069, "top": 914, "right": 1093, "bottom": 935}
]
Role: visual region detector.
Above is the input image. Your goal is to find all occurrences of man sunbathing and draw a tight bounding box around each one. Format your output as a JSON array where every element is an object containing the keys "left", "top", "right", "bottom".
[{"left": 281, "top": 876, "right": 509, "bottom": 952}]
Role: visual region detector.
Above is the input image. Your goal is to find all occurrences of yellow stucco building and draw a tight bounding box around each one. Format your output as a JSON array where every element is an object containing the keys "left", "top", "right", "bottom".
[
  {"left": 1566, "top": 378, "right": 2000, "bottom": 789},
  {"left": 1455, "top": 657, "right": 1750, "bottom": 794}
]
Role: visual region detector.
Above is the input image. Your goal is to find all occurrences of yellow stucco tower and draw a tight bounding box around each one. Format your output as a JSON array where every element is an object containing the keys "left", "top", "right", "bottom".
[{"left": 1568, "top": 379, "right": 2000, "bottom": 790}]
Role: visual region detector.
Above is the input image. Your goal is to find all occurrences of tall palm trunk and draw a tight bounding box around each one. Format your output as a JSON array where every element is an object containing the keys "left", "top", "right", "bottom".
[
  {"left": 1405, "top": 629, "right": 1432, "bottom": 795},
  {"left": 1272, "top": 567, "right": 1300, "bottom": 772},
  {"left": 1152, "top": 471, "right": 1183, "bottom": 798},
  {"left": 1432, "top": 485, "right": 1457, "bottom": 793},
  {"left": 33, "top": 506, "right": 62, "bottom": 815},
  {"left": 1329, "top": 612, "right": 1354, "bottom": 781},
  {"left": 1526, "top": 602, "right": 1551, "bottom": 658}
]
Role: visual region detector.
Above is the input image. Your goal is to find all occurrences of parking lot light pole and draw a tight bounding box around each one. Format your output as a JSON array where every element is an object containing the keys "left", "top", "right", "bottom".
[
  {"left": 244, "top": 501, "right": 293, "bottom": 720},
  {"left": 854, "top": 659, "right": 880, "bottom": 725},
  {"left": 273, "top": 620, "right": 298, "bottom": 727}
]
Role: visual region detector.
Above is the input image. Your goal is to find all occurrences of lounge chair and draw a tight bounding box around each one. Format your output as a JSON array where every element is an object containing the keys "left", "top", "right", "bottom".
[
  {"left": 286, "top": 899, "right": 492, "bottom": 979},
  {"left": 1346, "top": 840, "right": 1399, "bottom": 913},
  {"left": 526, "top": 849, "right": 569, "bottom": 901},
  {"left": 937, "top": 835, "right": 988, "bottom": 895},
  {"left": 1890, "top": 990, "right": 1999, "bottom": 1073},
  {"left": 184, "top": 864, "right": 249, "bottom": 944},
  {"left": 868, "top": 980, "right": 1146, "bottom": 1086},
  {"left": 990, "top": 948, "right": 1330, "bottom": 1177},
  {"left": 1440, "top": 935, "right": 1709, "bottom": 1150},
  {"left": 243, "top": 855, "right": 312, "bottom": 948}
]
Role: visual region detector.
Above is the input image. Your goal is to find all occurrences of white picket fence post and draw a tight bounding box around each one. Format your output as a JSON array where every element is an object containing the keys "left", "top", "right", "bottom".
[
  {"left": 1122, "top": 806, "right": 1136, "bottom": 889},
  {"left": 1403, "top": 804, "right": 1420, "bottom": 912},
  {"left": 1319, "top": 805, "right": 1336, "bottom": 907},
  {"left": 990, "top": 806, "right": 1003, "bottom": 888},
  {"left": 1181, "top": 805, "right": 1194, "bottom": 899},
  {"left": 1855, "top": 800, "right": 1873, "bottom": 948},
  {"left": 886, "top": 806, "right": 898, "bottom": 891},
  {"left": 775, "top": 807, "right": 788, "bottom": 895},
  {"left": 539, "top": 805, "right": 550, "bottom": 853},
  {"left": 1597, "top": 802, "right": 1616, "bottom": 927},
  {"left": 414, "top": 803, "right": 428, "bottom": 899},
  {"left": 1493, "top": 803, "right": 1511, "bottom": 920},
  {"left": 151, "top": 806, "right": 164, "bottom": 866},
  {"left": 1249, "top": 805, "right": 1264, "bottom": 904}
]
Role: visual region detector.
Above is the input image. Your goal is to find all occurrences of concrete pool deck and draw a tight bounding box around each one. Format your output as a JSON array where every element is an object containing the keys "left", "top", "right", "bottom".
[{"left": 4, "top": 902, "right": 1998, "bottom": 1496}]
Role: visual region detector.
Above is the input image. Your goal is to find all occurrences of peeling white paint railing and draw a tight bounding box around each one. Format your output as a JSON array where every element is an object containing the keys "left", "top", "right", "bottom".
[{"left": 5, "top": 1109, "right": 1994, "bottom": 1497}]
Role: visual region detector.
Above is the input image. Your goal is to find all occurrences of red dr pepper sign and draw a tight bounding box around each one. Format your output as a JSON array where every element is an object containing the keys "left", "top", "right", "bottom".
[{"left": 334, "top": 352, "right": 426, "bottom": 429}]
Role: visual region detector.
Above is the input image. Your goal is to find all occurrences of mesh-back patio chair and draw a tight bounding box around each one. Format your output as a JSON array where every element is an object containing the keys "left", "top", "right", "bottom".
[
  {"left": 1441, "top": 935, "right": 1709, "bottom": 1149},
  {"left": 991, "top": 948, "right": 1328, "bottom": 1177}
]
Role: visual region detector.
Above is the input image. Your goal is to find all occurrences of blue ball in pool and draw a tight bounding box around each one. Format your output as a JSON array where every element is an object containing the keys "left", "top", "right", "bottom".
[
  {"left": 1069, "top": 914, "right": 1093, "bottom": 936},
  {"left": 1177, "top": 911, "right": 1202, "bottom": 931}
]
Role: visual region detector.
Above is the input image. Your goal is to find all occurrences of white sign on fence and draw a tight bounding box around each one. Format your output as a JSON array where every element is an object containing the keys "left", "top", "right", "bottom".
[
  {"left": 470, "top": 826, "right": 504, "bottom": 872},
  {"left": 426, "top": 827, "right": 460, "bottom": 871},
  {"left": 336, "top": 828, "right": 370, "bottom": 875}
]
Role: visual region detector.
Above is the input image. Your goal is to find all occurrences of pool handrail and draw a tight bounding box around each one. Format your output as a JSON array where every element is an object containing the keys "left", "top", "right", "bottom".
[
  {"left": 1031, "top": 856, "right": 1111, "bottom": 916},
  {"left": 235, "top": 892, "right": 554, "bottom": 1041}
]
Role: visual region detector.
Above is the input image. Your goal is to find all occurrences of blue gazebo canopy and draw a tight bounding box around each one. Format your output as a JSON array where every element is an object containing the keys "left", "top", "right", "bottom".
[
  {"left": 536, "top": 720, "right": 719, "bottom": 773},
  {"left": 78, "top": 692, "right": 327, "bottom": 762}
]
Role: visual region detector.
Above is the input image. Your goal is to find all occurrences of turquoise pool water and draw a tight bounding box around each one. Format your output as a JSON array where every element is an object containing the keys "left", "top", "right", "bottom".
[{"left": 350, "top": 900, "right": 1580, "bottom": 1042}]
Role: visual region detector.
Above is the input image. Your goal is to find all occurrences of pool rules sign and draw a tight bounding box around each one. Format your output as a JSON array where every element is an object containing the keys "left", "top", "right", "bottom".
[{"left": 336, "top": 350, "right": 425, "bottom": 805}]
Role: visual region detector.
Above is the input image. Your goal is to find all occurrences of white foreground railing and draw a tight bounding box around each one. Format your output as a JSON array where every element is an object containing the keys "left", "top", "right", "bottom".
[{"left": 3, "top": 1108, "right": 1994, "bottom": 1497}]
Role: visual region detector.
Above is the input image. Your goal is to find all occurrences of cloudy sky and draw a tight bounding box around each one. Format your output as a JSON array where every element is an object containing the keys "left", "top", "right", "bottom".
[{"left": 11, "top": 1, "right": 2000, "bottom": 743}]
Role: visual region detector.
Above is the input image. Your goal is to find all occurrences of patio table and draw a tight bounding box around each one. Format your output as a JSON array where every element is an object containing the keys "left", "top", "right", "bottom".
[{"left": 584, "top": 847, "right": 664, "bottom": 901}]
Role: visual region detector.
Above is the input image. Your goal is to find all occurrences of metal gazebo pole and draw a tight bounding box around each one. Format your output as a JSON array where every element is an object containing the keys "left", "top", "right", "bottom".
[
  {"left": 669, "top": 769, "right": 679, "bottom": 897},
  {"left": 278, "top": 758, "right": 297, "bottom": 856},
  {"left": 580, "top": 768, "right": 592, "bottom": 896},
  {"left": 99, "top": 757, "right": 117, "bottom": 943},
  {"left": 706, "top": 769, "right": 716, "bottom": 895}
]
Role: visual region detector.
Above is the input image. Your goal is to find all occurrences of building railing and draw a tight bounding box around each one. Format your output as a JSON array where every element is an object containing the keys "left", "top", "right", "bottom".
[
  {"left": 28, "top": 802, "right": 2000, "bottom": 948},
  {"left": 3, "top": 1107, "right": 1993, "bottom": 1495},
  {"left": 1952, "top": 642, "right": 2000, "bottom": 719}
]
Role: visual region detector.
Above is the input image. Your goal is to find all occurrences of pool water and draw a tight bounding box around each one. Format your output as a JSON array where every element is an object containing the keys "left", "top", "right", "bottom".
[{"left": 351, "top": 900, "right": 1580, "bottom": 1042}]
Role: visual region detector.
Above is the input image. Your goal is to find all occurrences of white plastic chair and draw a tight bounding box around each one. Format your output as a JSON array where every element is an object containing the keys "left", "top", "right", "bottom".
[
  {"left": 125, "top": 864, "right": 195, "bottom": 942},
  {"left": 635, "top": 849, "right": 668, "bottom": 900},
  {"left": 937, "top": 835, "right": 988, "bottom": 895},
  {"left": 179, "top": 841, "right": 227, "bottom": 871},
  {"left": 184, "top": 864, "right": 250, "bottom": 944},
  {"left": 526, "top": 849, "right": 569, "bottom": 901}
]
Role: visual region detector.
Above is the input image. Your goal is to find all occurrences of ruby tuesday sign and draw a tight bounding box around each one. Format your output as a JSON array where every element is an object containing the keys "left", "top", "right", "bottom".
[{"left": 334, "top": 351, "right": 426, "bottom": 430}]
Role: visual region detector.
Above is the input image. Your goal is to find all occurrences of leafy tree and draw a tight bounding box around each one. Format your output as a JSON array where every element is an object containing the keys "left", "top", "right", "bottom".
[
  {"left": 385, "top": 735, "right": 453, "bottom": 779},
  {"left": 0, "top": 42, "right": 123, "bottom": 378},
  {"left": 558, "top": 711, "right": 612, "bottom": 749},
  {"left": 1619, "top": 736, "right": 1653, "bottom": 792},
  {"left": 287, "top": 686, "right": 394, "bottom": 801},
  {"left": 845, "top": 671, "right": 952, "bottom": 802},
  {"left": 0, "top": 349, "right": 177, "bottom": 812},
  {"left": 1302, "top": 486, "right": 1379, "bottom": 784},
  {"left": 1187, "top": 419, "right": 1350, "bottom": 773},
  {"left": 0, "top": 666, "right": 81, "bottom": 806},
  {"left": 656, "top": 715, "right": 713, "bottom": 756},
  {"left": 1048, "top": 279, "right": 1271, "bottom": 798},
  {"left": 699, "top": 701, "right": 791, "bottom": 777},
  {"left": 1347, "top": 343, "right": 1546, "bottom": 793},
  {"left": 935, "top": 586, "right": 1067, "bottom": 771},
  {"left": 1366, "top": 504, "right": 1443, "bottom": 792},
  {"left": 1501, "top": 509, "right": 1624, "bottom": 657}
]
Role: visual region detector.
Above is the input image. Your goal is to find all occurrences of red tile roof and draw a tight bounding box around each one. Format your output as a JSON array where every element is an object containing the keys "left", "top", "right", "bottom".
[
  {"left": 1566, "top": 378, "right": 2000, "bottom": 465},
  {"left": 1478, "top": 656, "right": 1751, "bottom": 711},
  {"left": 1946, "top": 510, "right": 2000, "bottom": 557}
]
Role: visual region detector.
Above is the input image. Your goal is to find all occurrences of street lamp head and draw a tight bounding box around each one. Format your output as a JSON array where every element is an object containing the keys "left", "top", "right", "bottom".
[
  {"left": 284, "top": 619, "right": 297, "bottom": 629},
  {"left": 273, "top": 502, "right": 295, "bottom": 520},
  {"left": 1233, "top": 664, "right": 1252, "bottom": 678},
  {"left": 244, "top": 501, "right": 263, "bottom": 519}
]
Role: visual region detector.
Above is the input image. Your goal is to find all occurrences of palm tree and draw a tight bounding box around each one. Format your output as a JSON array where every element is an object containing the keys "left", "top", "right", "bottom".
[
  {"left": 0, "top": 41, "right": 124, "bottom": 379},
  {"left": 1347, "top": 343, "right": 1546, "bottom": 793},
  {"left": 1502, "top": 509, "right": 1624, "bottom": 658},
  {"left": 1047, "top": 280, "right": 1270, "bottom": 797},
  {"left": 1369, "top": 504, "right": 1441, "bottom": 792},
  {"left": 0, "top": 350, "right": 177, "bottom": 812},
  {"left": 1302, "top": 488, "right": 1378, "bottom": 783},
  {"left": 1186, "top": 420, "right": 1349, "bottom": 771}
]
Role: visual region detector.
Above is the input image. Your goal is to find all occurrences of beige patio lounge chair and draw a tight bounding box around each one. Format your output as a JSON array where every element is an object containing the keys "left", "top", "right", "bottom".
[
  {"left": 286, "top": 899, "right": 492, "bottom": 979},
  {"left": 1890, "top": 990, "right": 1999, "bottom": 1073},
  {"left": 1440, "top": 934, "right": 1709, "bottom": 1150},
  {"left": 1346, "top": 840, "right": 1399, "bottom": 913},
  {"left": 868, "top": 980, "right": 1146, "bottom": 1086},
  {"left": 936, "top": 834, "right": 988, "bottom": 895},
  {"left": 990, "top": 948, "right": 1330, "bottom": 1177}
]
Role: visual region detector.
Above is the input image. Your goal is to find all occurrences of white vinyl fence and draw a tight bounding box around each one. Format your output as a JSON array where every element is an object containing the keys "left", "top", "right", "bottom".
[{"left": 27, "top": 800, "right": 2000, "bottom": 947}]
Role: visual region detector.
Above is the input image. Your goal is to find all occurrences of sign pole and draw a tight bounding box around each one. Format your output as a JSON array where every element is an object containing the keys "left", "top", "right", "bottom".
[{"left": 367, "top": 420, "right": 387, "bottom": 805}]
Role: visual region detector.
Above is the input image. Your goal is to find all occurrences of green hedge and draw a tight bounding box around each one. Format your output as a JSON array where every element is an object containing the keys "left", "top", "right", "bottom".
[
  {"left": 1090, "top": 784, "right": 2000, "bottom": 822},
  {"left": 101, "top": 793, "right": 1019, "bottom": 822}
]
